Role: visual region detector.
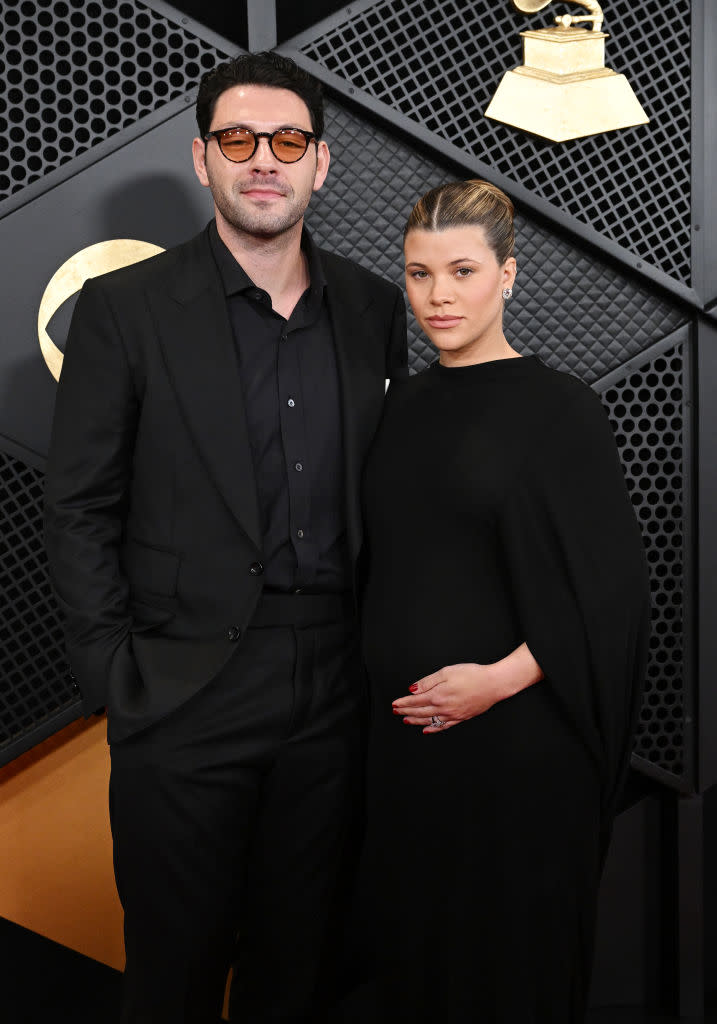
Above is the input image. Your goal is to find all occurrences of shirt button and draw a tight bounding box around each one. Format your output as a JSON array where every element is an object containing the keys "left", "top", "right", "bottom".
[
  {"left": 287, "top": 398, "right": 295, "bottom": 408},
  {"left": 297, "top": 529, "right": 304, "bottom": 539},
  {"left": 248, "top": 561, "right": 264, "bottom": 576},
  {"left": 295, "top": 462, "right": 303, "bottom": 472},
  {"left": 228, "top": 626, "right": 241, "bottom": 641}
]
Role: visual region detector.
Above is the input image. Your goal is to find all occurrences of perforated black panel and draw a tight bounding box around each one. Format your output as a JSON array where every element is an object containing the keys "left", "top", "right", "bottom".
[
  {"left": 310, "top": 100, "right": 686, "bottom": 378},
  {"left": 299, "top": 0, "right": 692, "bottom": 285},
  {"left": 597, "top": 344, "right": 688, "bottom": 779},
  {"left": 0, "top": 0, "right": 230, "bottom": 204},
  {"left": 0, "top": 447, "right": 77, "bottom": 758}
]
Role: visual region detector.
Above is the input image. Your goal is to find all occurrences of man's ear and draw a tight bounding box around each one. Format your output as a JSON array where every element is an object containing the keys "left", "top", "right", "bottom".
[
  {"left": 312, "top": 140, "right": 331, "bottom": 193},
  {"left": 192, "top": 137, "right": 210, "bottom": 188}
]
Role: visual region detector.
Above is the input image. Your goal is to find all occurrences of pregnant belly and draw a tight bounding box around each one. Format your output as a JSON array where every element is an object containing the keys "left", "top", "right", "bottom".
[{"left": 361, "top": 578, "right": 521, "bottom": 695}]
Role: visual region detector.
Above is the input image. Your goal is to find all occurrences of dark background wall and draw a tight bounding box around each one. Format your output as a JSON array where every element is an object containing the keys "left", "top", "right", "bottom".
[
  {"left": 171, "top": 0, "right": 350, "bottom": 49},
  {"left": 1, "top": 0, "right": 716, "bottom": 1016}
]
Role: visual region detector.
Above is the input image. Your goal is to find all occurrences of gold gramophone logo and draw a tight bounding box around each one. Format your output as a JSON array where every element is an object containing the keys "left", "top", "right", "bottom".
[
  {"left": 485, "top": 0, "right": 650, "bottom": 141},
  {"left": 38, "top": 239, "right": 164, "bottom": 381}
]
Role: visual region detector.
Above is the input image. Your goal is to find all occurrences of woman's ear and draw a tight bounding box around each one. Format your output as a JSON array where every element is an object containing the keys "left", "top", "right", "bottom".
[{"left": 503, "top": 256, "right": 517, "bottom": 291}]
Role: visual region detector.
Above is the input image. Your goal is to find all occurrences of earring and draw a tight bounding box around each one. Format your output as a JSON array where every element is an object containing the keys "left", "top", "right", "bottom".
[{"left": 502, "top": 287, "right": 513, "bottom": 300}]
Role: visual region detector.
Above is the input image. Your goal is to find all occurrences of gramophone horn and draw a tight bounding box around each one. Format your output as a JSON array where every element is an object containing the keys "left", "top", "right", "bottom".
[{"left": 511, "top": 0, "right": 553, "bottom": 12}]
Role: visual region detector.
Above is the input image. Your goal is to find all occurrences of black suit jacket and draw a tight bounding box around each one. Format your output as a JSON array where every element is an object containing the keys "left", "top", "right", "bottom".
[{"left": 44, "top": 225, "right": 408, "bottom": 742}]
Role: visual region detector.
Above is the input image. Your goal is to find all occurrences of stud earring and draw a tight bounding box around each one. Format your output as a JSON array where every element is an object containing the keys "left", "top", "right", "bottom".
[{"left": 502, "top": 287, "right": 513, "bottom": 300}]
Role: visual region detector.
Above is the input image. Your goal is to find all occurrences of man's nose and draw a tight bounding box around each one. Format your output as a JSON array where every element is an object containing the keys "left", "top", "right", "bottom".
[{"left": 249, "top": 135, "right": 278, "bottom": 170}]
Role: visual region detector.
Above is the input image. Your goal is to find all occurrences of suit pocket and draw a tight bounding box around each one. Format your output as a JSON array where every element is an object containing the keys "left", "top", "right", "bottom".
[
  {"left": 123, "top": 538, "right": 180, "bottom": 625},
  {"left": 129, "top": 596, "right": 176, "bottom": 633}
]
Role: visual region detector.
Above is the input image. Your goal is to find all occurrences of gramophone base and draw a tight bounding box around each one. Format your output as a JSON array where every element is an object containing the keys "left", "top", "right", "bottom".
[{"left": 485, "top": 67, "right": 650, "bottom": 142}]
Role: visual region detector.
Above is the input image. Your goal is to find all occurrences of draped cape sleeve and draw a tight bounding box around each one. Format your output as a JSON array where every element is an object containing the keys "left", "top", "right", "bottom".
[{"left": 499, "top": 385, "right": 651, "bottom": 817}]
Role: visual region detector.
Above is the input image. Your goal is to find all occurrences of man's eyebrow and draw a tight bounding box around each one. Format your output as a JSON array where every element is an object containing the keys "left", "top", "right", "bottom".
[{"left": 212, "top": 123, "right": 310, "bottom": 131}]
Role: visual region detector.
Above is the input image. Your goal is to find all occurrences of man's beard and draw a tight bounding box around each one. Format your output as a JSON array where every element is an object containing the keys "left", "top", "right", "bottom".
[{"left": 210, "top": 175, "right": 313, "bottom": 239}]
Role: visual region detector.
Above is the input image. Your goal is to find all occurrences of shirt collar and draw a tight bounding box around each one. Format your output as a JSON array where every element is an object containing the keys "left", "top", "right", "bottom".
[{"left": 208, "top": 219, "right": 326, "bottom": 300}]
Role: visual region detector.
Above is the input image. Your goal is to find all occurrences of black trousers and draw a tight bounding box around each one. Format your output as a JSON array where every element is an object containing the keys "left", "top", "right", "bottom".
[{"left": 109, "top": 595, "right": 363, "bottom": 1024}]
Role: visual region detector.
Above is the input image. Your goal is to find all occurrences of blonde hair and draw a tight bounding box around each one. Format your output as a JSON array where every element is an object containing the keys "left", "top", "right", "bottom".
[{"left": 404, "top": 179, "right": 515, "bottom": 265}]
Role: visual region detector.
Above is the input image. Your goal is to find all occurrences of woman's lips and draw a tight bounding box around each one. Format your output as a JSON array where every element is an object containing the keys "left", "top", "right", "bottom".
[{"left": 426, "top": 316, "right": 463, "bottom": 328}]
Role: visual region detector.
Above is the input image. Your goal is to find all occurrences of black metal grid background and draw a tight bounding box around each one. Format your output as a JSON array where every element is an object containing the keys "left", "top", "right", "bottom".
[
  {"left": 0, "top": 0, "right": 230, "bottom": 204},
  {"left": 297, "top": 0, "right": 692, "bottom": 287},
  {"left": 596, "top": 340, "right": 689, "bottom": 781},
  {"left": 0, "top": 447, "right": 78, "bottom": 758},
  {"left": 311, "top": 100, "right": 687, "bottom": 382}
]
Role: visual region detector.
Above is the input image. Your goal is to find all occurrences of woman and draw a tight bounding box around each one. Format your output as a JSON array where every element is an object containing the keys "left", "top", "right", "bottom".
[{"left": 353, "top": 180, "right": 650, "bottom": 1022}]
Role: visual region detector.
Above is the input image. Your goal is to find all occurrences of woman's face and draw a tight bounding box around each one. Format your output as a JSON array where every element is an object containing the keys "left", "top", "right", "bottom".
[{"left": 404, "top": 225, "right": 516, "bottom": 363}]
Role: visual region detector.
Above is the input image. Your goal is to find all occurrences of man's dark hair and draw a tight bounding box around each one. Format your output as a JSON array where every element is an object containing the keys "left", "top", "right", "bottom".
[{"left": 196, "top": 52, "right": 325, "bottom": 139}]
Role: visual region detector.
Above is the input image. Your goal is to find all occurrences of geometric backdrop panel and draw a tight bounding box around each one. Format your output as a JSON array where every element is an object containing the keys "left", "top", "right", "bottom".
[
  {"left": 1, "top": 0, "right": 230, "bottom": 205},
  {"left": 0, "top": 445, "right": 77, "bottom": 763},
  {"left": 298, "top": 0, "right": 692, "bottom": 285},
  {"left": 310, "top": 99, "right": 688, "bottom": 378},
  {"left": 596, "top": 335, "right": 691, "bottom": 786}
]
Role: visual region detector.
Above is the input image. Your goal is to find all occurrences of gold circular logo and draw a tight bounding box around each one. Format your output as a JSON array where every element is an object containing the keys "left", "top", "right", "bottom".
[{"left": 38, "top": 239, "right": 165, "bottom": 381}]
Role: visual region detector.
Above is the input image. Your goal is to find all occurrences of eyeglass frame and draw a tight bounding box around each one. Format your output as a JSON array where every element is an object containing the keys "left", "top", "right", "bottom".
[{"left": 203, "top": 126, "right": 319, "bottom": 164}]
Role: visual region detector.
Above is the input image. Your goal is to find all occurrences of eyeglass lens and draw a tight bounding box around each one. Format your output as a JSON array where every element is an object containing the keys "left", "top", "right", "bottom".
[{"left": 218, "top": 128, "right": 310, "bottom": 163}]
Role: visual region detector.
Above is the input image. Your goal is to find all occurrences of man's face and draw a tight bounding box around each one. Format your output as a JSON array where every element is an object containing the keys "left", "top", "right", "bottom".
[{"left": 192, "top": 84, "right": 330, "bottom": 240}]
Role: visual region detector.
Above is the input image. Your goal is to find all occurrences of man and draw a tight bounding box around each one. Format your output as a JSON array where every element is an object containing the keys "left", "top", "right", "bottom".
[{"left": 44, "top": 52, "right": 407, "bottom": 1023}]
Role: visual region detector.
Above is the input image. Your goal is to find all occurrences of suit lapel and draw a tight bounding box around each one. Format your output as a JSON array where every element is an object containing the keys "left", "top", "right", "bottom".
[
  {"left": 152, "top": 230, "right": 262, "bottom": 551},
  {"left": 324, "top": 257, "right": 386, "bottom": 562}
]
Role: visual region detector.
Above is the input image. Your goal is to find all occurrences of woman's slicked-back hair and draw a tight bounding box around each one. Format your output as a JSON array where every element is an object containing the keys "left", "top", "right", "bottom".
[
  {"left": 404, "top": 179, "right": 515, "bottom": 264},
  {"left": 196, "top": 52, "right": 324, "bottom": 140}
]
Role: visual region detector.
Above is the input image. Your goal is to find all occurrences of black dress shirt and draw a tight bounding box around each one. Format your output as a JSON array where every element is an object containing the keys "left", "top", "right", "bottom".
[{"left": 209, "top": 221, "right": 350, "bottom": 593}]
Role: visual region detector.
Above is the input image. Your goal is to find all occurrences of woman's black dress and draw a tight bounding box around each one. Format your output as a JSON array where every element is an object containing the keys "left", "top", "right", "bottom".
[{"left": 353, "top": 356, "right": 650, "bottom": 1023}]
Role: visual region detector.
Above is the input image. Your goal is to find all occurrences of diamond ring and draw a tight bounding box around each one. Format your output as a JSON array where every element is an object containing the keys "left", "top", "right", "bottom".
[{"left": 431, "top": 715, "right": 445, "bottom": 728}]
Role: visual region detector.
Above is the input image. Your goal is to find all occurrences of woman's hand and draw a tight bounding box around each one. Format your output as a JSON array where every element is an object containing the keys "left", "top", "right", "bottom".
[
  {"left": 392, "top": 663, "right": 503, "bottom": 733},
  {"left": 392, "top": 644, "right": 544, "bottom": 734}
]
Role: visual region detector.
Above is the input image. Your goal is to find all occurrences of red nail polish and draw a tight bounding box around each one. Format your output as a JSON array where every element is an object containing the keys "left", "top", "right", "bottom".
[
  {"left": 409, "top": 684, "right": 418, "bottom": 693},
  {"left": 392, "top": 708, "right": 401, "bottom": 715},
  {"left": 403, "top": 717, "right": 410, "bottom": 723}
]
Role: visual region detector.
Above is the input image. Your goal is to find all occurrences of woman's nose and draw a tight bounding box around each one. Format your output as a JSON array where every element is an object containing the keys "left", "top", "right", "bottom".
[{"left": 429, "top": 279, "right": 455, "bottom": 305}]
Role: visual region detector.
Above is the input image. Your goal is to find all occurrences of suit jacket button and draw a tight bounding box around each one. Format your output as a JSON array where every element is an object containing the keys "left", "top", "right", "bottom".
[
  {"left": 248, "top": 561, "right": 264, "bottom": 576},
  {"left": 228, "top": 626, "right": 241, "bottom": 642}
]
